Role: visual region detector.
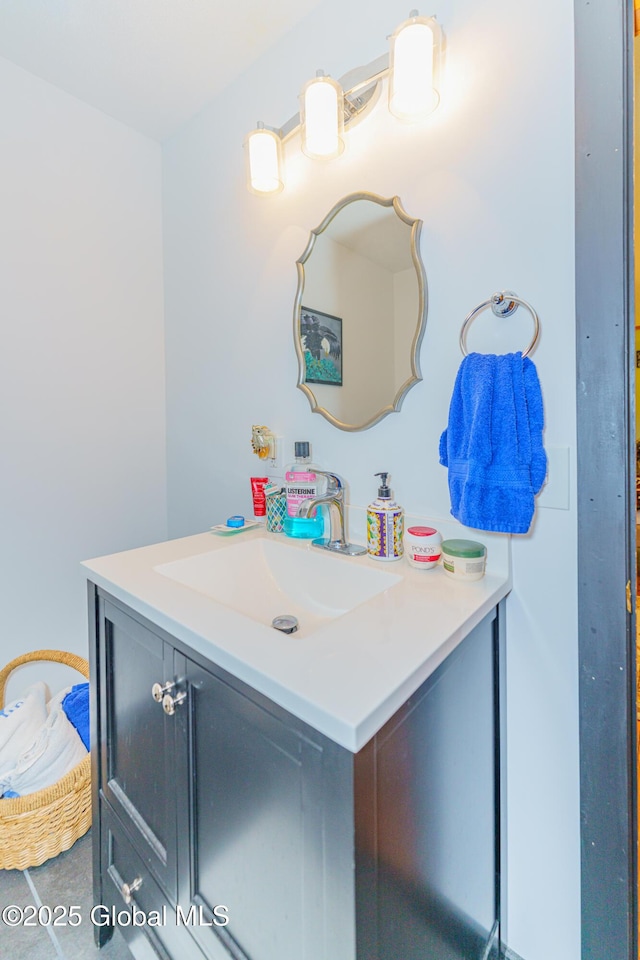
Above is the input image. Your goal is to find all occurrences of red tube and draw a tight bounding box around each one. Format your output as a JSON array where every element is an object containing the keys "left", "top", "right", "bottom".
[{"left": 250, "top": 477, "right": 269, "bottom": 517}]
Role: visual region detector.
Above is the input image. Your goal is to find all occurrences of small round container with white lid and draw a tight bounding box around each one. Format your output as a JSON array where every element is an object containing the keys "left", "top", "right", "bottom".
[
  {"left": 441, "top": 539, "right": 487, "bottom": 581},
  {"left": 404, "top": 526, "right": 442, "bottom": 570}
]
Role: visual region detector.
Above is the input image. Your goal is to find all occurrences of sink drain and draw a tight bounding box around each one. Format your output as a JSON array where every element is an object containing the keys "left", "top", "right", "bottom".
[{"left": 271, "top": 615, "right": 299, "bottom": 635}]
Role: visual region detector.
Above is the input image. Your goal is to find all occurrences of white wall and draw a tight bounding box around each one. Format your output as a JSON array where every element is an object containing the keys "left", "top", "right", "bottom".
[
  {"left": 0, "top": 56, "right": 168, "bottom": 690},
  {"left": 162, "top": 0, "right": 578, "bottom": 957}
]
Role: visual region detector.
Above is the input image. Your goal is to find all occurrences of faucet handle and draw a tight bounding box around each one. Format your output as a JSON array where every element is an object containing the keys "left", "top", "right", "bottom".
[{"left": 314, "top": 470, "right": 343, "bottom": 494}]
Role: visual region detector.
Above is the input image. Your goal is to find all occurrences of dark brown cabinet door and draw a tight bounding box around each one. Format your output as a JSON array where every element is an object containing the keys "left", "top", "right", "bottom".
[
  {"left": 98, "top": 598, "right": 181, "bottom": 902},
  {"left": 176, "top": 653, "right": 327, "bottom": 960}
]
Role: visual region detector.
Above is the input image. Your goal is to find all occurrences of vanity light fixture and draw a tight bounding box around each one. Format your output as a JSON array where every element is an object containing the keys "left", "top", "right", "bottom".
[
  {"left": 245, "top": 122, "right": 284, "bottom": 196},
  {"left": 388, "top": 10, "right": 441, "bottom": 121},
  {"left": 244, "top": 10, "right": 443, "bottom": 195},
  {"left": 300, "top": 71, "right": 345, "bottom": 160}
]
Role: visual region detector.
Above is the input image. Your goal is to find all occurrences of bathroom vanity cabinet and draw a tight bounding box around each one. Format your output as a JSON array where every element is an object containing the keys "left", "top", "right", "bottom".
[{"left": 89, "top": 583, "right": 505, "bottom": 960}]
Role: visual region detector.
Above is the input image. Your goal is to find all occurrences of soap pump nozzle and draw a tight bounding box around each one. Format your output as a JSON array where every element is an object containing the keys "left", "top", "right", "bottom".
[{"left": 374, "top": 472, "right": 392, "bottom": 498}]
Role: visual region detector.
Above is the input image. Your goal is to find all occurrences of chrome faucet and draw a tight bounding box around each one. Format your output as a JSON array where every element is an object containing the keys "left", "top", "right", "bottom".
[{"left": 296, "top": 471, "right": 367, "bottom": 556}]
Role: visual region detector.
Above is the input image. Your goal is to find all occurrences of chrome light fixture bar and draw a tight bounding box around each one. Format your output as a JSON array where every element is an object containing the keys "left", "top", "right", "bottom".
[{"left": 245, "top": 11, "right": 443, "bottom": 196}]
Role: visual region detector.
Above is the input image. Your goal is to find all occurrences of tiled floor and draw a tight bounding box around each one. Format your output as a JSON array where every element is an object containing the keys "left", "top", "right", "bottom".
[{"left": 0, "top": 831, "right": 132, "bottom": 960}]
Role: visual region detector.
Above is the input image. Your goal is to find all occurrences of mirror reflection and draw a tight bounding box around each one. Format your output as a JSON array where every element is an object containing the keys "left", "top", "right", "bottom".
[{"left": 294, "top": 192, "right": 427, "bottom": 431}]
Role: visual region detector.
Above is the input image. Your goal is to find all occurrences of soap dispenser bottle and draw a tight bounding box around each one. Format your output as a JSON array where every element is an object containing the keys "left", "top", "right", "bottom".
[{"left": 367, "top": 472, "right": 404, "bottom": 561}]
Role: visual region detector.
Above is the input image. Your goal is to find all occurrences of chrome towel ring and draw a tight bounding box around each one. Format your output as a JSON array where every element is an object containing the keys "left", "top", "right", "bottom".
[{"left": 459, "top": 290, "right": 541, "bottom": 358}]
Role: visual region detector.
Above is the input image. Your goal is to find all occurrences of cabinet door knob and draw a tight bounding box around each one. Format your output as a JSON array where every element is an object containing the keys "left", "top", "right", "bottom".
[
  {"left": 162, "top": 690, "right": 187, "bottom": 716},
  {"left": 151, "top": 681, "right": 175, "bottom": 703},
  {"left": 121, "top": 876, "right": 143, "bottom": 904}
]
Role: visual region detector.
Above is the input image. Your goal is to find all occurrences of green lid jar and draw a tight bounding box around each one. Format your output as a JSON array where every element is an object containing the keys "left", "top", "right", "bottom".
[{"left": 441, "top": 539, "right": 486, "bottom": 581}]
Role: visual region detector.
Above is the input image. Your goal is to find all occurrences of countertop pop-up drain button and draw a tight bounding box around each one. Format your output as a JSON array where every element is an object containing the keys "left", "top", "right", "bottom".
[{"left": 271, "top": 615, "right": 299, "bottom": 634}]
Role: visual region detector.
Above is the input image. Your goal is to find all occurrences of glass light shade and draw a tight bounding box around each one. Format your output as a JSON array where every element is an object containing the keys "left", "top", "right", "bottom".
[
  {"left": 389, "top": 14, "right": 440, "bottom": 122},
  {"left": 245, "top": 125, "right": 284, "bottom": 195},
  {"left": 300, "top": 73, "right": 344, "bottom": 160}
]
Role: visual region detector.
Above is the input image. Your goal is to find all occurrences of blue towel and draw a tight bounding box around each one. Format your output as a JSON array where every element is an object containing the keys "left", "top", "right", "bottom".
[
  {"left": 439, "top": 352, "right": 547, "bottom": 534},
  {"left": 61, "top": 683, "right": 90, "bottom": 751}
]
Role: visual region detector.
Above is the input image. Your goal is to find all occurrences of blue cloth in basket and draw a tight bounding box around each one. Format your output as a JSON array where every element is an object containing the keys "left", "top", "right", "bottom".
[{"left": 62, "top": 683, "right": 90, "bottom": 751}]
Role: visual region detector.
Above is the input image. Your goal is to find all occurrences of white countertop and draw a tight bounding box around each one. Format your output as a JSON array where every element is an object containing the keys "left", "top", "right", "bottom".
[{"left": 82, "top": 515, "right": 511, "bottom": 753}]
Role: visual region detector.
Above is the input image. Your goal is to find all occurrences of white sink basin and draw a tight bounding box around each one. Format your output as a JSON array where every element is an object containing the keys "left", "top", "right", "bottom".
[{"left": 153, "top": 535, "right": 401, "bottom": 635}]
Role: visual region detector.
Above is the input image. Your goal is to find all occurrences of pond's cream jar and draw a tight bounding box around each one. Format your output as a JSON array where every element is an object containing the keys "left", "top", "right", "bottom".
[
  {"left": 404, "top": 526, "right": 442, "bottom": 570},
  {"left": 441, "top": 539, "right": 487, "bottom": 581}
]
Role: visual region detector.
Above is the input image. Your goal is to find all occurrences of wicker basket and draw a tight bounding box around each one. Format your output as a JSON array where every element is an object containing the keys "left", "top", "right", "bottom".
[{"left": 0, "top": 649, "right": 91, "bottom": 870}]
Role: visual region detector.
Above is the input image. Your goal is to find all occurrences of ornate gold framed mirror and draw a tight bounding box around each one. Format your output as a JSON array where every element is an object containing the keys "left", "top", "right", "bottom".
[{"left": 293, "top": 192, "right": 427, "bottom": 430}]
